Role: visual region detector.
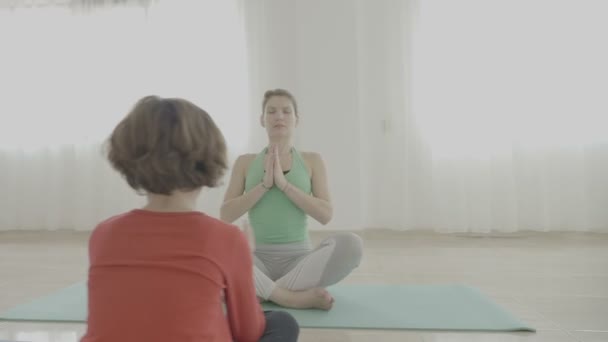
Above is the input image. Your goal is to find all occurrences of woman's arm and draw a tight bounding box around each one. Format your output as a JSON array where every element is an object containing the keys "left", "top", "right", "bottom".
[
  {"left": 220, "top": 155, "right": 268, "bottom": 223},
  {"left": 276, "top": 152, "right": 333, "bottom": 225}
]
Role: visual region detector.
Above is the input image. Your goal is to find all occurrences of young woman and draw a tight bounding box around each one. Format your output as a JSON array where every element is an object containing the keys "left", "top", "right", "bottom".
[{"left": 221, "top": 89, "right": 363, "bottom": 310}]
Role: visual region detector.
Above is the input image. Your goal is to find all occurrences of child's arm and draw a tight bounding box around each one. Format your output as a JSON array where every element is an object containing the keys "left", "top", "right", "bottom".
[{"left": 224, "top": 229, "right": 266, "bottom": 342}]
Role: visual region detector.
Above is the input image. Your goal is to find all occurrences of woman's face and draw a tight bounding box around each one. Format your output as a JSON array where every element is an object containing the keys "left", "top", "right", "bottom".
[{"left": 261, "top": 96, "right": 298, "bottom": 137}]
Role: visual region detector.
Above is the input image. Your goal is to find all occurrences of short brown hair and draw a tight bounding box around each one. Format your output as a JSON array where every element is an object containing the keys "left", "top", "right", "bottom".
[
  {"left": 107, "top": 95, "right": 227, "bottom": 195},
  {"left": 262, "top": 88, "right": 299, "bottom": 117}
]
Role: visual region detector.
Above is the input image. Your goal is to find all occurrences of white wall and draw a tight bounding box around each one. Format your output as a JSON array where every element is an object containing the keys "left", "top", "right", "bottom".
[
  {"left": 240, "top": 0, "right": 412, "bottom": 231},
  {"left": 193, "top": 0, "right": 608, "bottom": 233},
  {"left": 242, "top": 0, "right": 368, "bottom": 230},
  {"left": 0, "top": 0, "right": 394, "bottom": 232},
  {"left": 4, "top": 1, "right": 605, "bottom": 232}
]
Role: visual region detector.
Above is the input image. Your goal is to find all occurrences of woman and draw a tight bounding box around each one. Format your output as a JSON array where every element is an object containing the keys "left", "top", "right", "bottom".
[{"left": 221, "top": 89, "right": 363, "bottom": 310}]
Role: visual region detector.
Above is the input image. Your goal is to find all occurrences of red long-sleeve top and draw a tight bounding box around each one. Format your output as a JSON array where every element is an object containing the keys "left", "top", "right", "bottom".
[{"left": 81, "top": 209, "right": 265, "bottom": 342}]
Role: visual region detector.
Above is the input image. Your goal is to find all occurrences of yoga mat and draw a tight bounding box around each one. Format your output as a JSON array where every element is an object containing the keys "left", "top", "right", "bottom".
[
  {"left": 0, "top": 283, "right": 534, "bottom": 332},
  {"left": 262, "top": 284, "right": 534, "bottom": 331}
]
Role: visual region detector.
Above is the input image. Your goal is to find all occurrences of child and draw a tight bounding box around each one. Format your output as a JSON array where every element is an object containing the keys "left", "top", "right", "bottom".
[{"left": 81, "top": 96, "right": 299, "bottom": 342}]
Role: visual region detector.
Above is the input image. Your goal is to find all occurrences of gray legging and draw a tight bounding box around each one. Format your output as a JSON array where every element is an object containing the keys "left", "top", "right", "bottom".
[
  {"left": 259, "top": 310, "right": 299, "bottom": 342},
  {"left": 253, "top": 233, "right": 364, "bottom": 300}
]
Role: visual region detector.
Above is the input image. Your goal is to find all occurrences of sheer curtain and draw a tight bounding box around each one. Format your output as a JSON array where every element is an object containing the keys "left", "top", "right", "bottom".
[
  {"left": 216, "top": 0, "right": 608, "bottom": 233},
  {"left": 2, "top": 0, "right": 607, "bottom": 233},
  {"left": 378, "top": 0, "right": 608, "bottom": 232},
  {"left": 0, "top": 0, "right": 251, "bottom": 231}
]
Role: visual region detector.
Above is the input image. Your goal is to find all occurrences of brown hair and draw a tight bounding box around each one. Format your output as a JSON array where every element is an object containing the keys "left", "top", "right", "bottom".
[
  {"left": 262, "top": 88, "right": 299, "bottom": 117},
  {"left": 107, "top": 95, "right": 227, "bottom": 195}
]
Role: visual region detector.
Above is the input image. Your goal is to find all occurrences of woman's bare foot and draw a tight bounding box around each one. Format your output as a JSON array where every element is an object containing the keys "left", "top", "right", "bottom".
[{"left": 269, "top": 286, "right": 334, "bottom": 310}]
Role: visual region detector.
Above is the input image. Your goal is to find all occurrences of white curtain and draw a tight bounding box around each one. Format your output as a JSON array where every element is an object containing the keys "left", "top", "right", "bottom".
[
  {"left": 375, "top": 0, "right": 608, "bottom": 232},
  {"left": 2, "top": 0, "right": 607, "bottom": 233},
  {"left": 0, "top": 0, "right": 252, "bottom": 231},
  {"left": 239, "top": 0, "right": 606, "bottom": 233}
]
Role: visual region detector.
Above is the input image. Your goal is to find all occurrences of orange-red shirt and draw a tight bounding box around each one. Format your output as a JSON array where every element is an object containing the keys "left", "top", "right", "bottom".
[{"left": 81, "top": 210, "right": 265, "bottom": 342}]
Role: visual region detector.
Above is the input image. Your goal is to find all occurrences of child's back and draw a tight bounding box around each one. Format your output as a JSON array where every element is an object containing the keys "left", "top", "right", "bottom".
[{"left": 83, "top": 210, "right": 263, "bottom": 341}]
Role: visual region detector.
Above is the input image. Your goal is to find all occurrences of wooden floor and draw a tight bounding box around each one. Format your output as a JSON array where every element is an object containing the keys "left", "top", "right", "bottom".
[{"left": 1, "top": 229, "right": 607, "bottom": 342}]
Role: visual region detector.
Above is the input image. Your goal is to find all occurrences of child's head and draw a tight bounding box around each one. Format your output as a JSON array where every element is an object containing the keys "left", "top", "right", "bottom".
[{"left": 107, "top": 95, "right": 227, "bottom": 195}]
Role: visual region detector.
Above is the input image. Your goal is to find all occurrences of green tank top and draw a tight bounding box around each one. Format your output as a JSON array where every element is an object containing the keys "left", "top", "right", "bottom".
[{"left": 245, "top": 147, "right": 311, "bottom": 244}]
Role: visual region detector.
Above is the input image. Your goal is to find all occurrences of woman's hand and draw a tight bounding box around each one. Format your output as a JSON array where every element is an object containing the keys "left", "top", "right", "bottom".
[
  {"left": 273, "top": 145, "right": 289, "bottom": 191},
  {"left": 262, "top": 147, "right": 274, "bottom": 189}
]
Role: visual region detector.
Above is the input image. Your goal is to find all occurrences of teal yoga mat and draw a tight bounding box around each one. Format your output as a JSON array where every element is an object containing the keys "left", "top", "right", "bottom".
[{"left": 0, "top": 283, "right": 534, "bottom": 332}]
